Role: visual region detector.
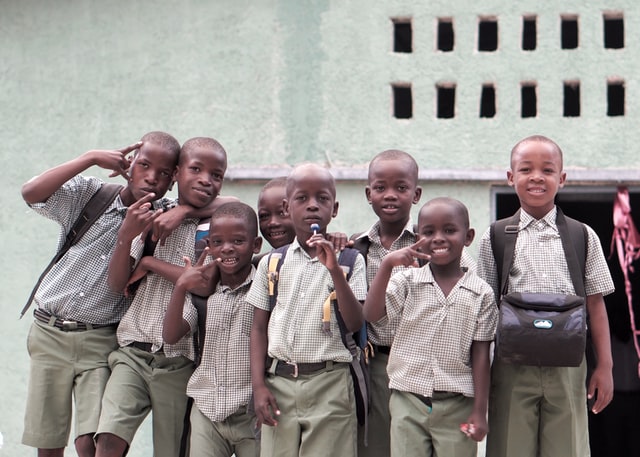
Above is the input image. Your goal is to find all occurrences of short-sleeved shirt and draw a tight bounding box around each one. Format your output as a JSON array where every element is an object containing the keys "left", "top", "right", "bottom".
[
  {"left": 477, "top": 206, "right": 615, "bottom": 300},
  {"left": 28, "top": 175, "right": 168, "bottom": 325},
  {"left": 116, "top": 218, "right": 200, "bottom": 360},
  {"left": 247, "top": 238, "right": 367, "bottom": 364},
  {"left": 384, "top": 266, "right": 497, "bottom": 398},
  {"left": 355, "top": 220, "right": 418, "bottom": 346},
  {"left": 187, "top": 268, "right": 255, "bottom": 422}
]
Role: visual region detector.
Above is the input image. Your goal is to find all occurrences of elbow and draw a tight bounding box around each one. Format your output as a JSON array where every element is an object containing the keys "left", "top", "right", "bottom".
[{"left": 21, "top": 181, "right": 40, "bottom": 205}]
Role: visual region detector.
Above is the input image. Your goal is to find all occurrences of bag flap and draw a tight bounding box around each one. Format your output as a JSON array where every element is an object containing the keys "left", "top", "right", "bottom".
[{"left": 502, "top": 292, "right": 585, "bottom": 312}]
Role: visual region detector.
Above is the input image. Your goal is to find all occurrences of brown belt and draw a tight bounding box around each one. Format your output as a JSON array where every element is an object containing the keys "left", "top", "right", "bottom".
[
  {"left": 268, "top": 358, "right": 342, "bottom": 378},
  {"left": 373, "top": 345, "right": 391, "bottom": 355},
  {"left": 127, "top": 341, "right": 160, "bottom": 353},
  {"left": 34, "top": 308, "right": 116, "bottom": 332}
]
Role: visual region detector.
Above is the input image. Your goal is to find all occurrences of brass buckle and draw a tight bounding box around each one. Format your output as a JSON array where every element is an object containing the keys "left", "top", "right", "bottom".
[{"left": 62, "top": 320, "right": 79, "bottom": 331}]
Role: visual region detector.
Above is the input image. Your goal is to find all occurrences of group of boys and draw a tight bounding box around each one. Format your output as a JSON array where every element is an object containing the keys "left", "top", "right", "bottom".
[{"left": 21, "top": 132, "right": 614, "bottom": 457}]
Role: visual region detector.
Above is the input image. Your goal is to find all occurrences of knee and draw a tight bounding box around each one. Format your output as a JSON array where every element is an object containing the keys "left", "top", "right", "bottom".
[
  {"left": 94, "top": 432, "right": 128, "bottom": 457},
  {"left": 75, "top": 434, "right": 96, "bottom": 457},
  {"left": 36, "top": 448, "right": 65, "bottom": 457}
]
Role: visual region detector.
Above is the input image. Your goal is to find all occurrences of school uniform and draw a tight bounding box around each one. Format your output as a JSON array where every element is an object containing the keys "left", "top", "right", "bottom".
[
  {"left": 22, "top": 176, "right": 168, "bottom": 449},
  {"left": 96, "top": 219, "right": 199, "bottom": 457},
  {"left": 379, "top": 265, "right": 496, "bottom": 457},
  {"left": 187, "top": 268, "right": 258, "bottom": 457},
  {"left": 246, "top": 237, "right": 367, "bottom": 457},
  {"left": 477, "top": 206, "right": 615, "bottom": 457}
]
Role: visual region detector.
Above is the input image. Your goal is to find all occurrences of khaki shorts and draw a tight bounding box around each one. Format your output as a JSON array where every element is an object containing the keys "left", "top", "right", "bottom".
[
  {"left": 96, "top": 346, "right": 194, "bottom": 457},
  {"left": 22, "top": 320, "right": 117, "bottom": 449},
  {"left": 190, "top": 403, "right": 258, "bottom": 457}
]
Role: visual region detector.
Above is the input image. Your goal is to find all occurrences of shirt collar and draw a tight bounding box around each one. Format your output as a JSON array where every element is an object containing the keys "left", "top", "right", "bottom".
[
  {"left": 519, "top": 206, "right": 558, "bottom": 231},
  {"left": 364, "top": 218, "right": 416, "bottom": 244}
]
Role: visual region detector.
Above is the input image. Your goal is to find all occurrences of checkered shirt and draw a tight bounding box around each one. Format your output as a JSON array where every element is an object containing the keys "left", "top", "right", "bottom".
[
  {"left": 384, "top": 266, "right": 497, "bottom": 397},
  {"left": 477, "top": 207, "right": 615, "bottom": 300},
  {"left": 28, "top": 175, "right": 169, "bottom": 325},
  {"left": 247, "top": 238, "right": 368, "bottom": 363},
  {"left": 355, "top": 220, "right": 477, "bottom": 346},
  {"left": 187, "top": 268, "right": 255, "bottom": 422},
  {"left": 116, "top": 218, "right": 200, "bottom": 359}
]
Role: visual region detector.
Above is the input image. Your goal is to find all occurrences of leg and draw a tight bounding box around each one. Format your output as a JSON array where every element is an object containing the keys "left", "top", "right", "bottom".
[
  {"left": 37, "top": 449, "right": 64, "bottom": 457},
  {"left": 260, "top": 375, "right": 302, "bottom": 457},
  {"left": 389, "top": 390, "right": 432, "bottom": 457},
  {"left": 94, "top": 433, "right": 128, "bottom": 457},
  {"left": 359, "top": 352, "right": 391, "bottom": 457},
  {"left": 75, "top": 433, "right": 96, "bottom": 457},
  {"left": 189, "top": 404, "right": 234, "bottom": 457}
]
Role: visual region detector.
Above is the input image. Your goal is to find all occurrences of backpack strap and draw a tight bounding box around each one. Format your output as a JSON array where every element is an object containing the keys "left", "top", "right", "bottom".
[
  {"left": 192, "top": 236, "right": 210, "bottom": 367},
  {"left": 267, "top": 244, "right": 290, "bottom": 311},
  {"left": 20, "top": 182, "right": 123, "bottom": 318}
]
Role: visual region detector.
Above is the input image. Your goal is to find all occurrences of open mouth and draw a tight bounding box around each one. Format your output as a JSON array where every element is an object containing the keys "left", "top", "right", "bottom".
[
  {"left": 431, "top": 247, "right": 449, "bottom": 255},
  {"left": 220, "top": 257, "right": 239, "bottom": 266}
]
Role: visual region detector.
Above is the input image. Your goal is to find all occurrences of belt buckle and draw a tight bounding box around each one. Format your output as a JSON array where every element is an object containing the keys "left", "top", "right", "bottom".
[
  {"left": 287, "top": 361, "right": 298, "bottom": 378},
  {"left": 62, "top": 320, "right": 78, "bottom": 331}
]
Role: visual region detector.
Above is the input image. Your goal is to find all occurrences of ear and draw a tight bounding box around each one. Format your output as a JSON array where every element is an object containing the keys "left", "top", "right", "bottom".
[
  {"left": 558, "top": 171, "right": 567, "bottom": 188},
  {"left": 465, "top": 228, "right": 475, "bottom": 246},
  {"left": 365, "top": 186, "right": 372, "bottom": 204},
  {"left": 507, "top": 169, "right": 515, "bottom": 187},
  {"left": 253, "top": 237, "right": 263, "bottom": 254},
  {"left": 413, "top": 186, "right": 423, "bottom": 204},
  {"left": 282, "top": 198, "right": 290, "bottom": 216},
  {"left": 332, "top": 201, "right": 339, "bottom": 218}
]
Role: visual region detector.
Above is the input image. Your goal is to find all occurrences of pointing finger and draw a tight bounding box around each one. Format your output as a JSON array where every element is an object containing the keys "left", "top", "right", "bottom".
[{"left": 119, "top": 141, "right": 144, "bottom": 156}]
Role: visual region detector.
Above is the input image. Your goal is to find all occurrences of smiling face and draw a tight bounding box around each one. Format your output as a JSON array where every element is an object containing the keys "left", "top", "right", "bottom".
[
  {"left": 366, "top": 157, "right": 421, "bottom": 227},
  {"left": 508, "top": 138, "right": 566, "bottom": 219},
  {"left": 284, "top": 164, "right": 338, "bottom": 238},
  {"left": 417, "top": 198, "right": 474, "bottom": 267},
  {"left": 257, "top": 184, "right": 295, "bottom": 249},
  {"left": 124, "top": 141, "right": 178, "bottom": 205},
  {"left": 175, "top": 144, "right": 227, "bottom": 208}
]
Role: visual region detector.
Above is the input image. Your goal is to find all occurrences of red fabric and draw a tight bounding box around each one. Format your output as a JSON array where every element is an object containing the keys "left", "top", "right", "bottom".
[{"left": 611, "top": 187, "right": 640, "bottom": 377}]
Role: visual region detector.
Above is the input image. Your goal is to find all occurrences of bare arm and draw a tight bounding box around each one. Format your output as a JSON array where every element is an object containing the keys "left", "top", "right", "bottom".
[
  {"left": 251, "top": 308, "right": 280, "bottom": 427},
  {"left": 586, "top": 293, "right": 614, "bottom": 414},
  {"left": 465, "top": 340, "right": 491, "bottom": 442},
  {"left": 22, "top": 143, "right": 138, "bottom": 204}
]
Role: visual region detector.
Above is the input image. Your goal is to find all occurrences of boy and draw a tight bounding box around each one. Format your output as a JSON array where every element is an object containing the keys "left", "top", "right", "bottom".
[
  {"left": 351, "top": 149, "right": 422, "bottom": 456},
  {"left": 363, "top": 197, "right": 497, "bottom": 457},
  {"left": 248, "top": 163, "right": 367, "bottom": 457},
  {"left": 477, "top": 135, "right": 615, "bottom": 457},
  {"left": 163, "top": 202, "right": 262, "bottom": 457},
  {"left": 95, "top": 137, "right": 228, "bottom": 457},
  {"left": 257, "top": 176, "right": 296, "bottom": 250},
  {"left": 21, "top": 132, "right": 180, "bottom": 457}
]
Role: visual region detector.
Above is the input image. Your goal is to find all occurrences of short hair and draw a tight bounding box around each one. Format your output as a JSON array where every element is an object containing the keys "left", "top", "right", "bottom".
[
  {"left": 285, "top": 163, "right": 336, "bottom": 198},
  {"left": 139, "top": 131, "right": 180, "bottom": 157},
  {"left": 420, "top": 196, "right": 470, "bottom": 229},
  {"left": 211, "top": 201, "right": 258, "bottom": 238},
  {"left": 368, "top": 149, "right": 419, "bottom": 182},
  {"left": 261, "top": 176, "right": 288, "bottom": 192},
  {"left": 510, "top": 135, "right": 563, "bottom": 169},
  {"left": 180, "top": 137, "right": 227, "bottom": 165}
]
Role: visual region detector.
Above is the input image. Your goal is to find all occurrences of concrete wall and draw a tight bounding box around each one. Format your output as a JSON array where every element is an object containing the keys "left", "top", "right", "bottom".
[{"left": 2, "top": 1, "right": 639, "bottom": 455}]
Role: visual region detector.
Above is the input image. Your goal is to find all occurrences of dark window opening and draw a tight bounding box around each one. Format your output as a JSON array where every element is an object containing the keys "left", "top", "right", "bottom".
[
  {"left": 393, "top": 20, "right": 412, "bottom": 53},
  {"left": 480, "top": 85, "right": 496, "bottom": 118},
  {"left": 561, "top": 17, "right": 579, "bottom": 49},
  {"left": 437, "top": 85, "right": 456, "bottom": 119},
  {"left": 392, "top": 84, "right": 413, "bottom": 119},
  {"left": 478, "top": 19, "right": 498, "bottom": 51},
  {"left": 563, "top": 82, "right": 581, "bottom": 117},
  {"left": 522, "top": 17, "right": 537, "bottom": 50},
  {"left": 608, "top": 82, "right": 625, "bottom": 116},
  {"left": 438, "top": 19, "right": 454, "bottom": 51},
  {"left": 604, "top": 15, "right": 624, "bottom": 49},
  {"left": 521, "top": 84, "right": 537, "bottom": 118}
]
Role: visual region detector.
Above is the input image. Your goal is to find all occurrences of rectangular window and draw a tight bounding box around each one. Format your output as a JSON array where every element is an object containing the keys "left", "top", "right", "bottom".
[
  {"left": 604, "top": 13, "right": 624, "bottom": 49},
  {"left": 478, "top": 18, "right": 498, "bottom": 51},
  {"left": 522, "top": 16, "right": 537, "bottom": 51},
  {"left": 437, "top": 84, "right": 456, "bottom": 119},
  {"left": 563, "top": 81, "right": 581, "bottom": 117},
  {"left": 392, "top": 84, "right": 413, "bottom": 119},
  {"left": 480, "top": 84, "right": 496, "bottom": 118},
  {"left": 393, "top": 18, "right": 413, "bottom": 53},
  {"left": 561, "top": 16, "right": 579, "bottom": 49},
  {"left": 438, "top": 18, "right": 454, "bottom": 52},
  {"left": 521, "top": 83, "right": 537, "bottom": 118},
  {"left": 607, "top": 80, "right": 625, "bottom": 116}
]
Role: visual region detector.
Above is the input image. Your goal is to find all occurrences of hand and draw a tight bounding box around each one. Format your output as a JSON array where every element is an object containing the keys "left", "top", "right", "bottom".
[
  {"left": 120, "top": 193, "right": 161, "bottom": 242},
  {"left": 307, "top": 234, "right": 338, "bottom": 270},
  {"left": 461, "top": 412, "right": 488, "bottom": 442},
  {"left": 93, "top": 141, "right": 142, "bottom": 181},
  {"left": 382, "top": 238, "right": 431, "bottom": 269},
  {"left": 150, "top": 207, "right": 185, "bottom": 246},
  {"left": 587, "top": 365, "right": 614, "bottom": 414},
  {"left": 124, "top": 258, "right": 150, "bottom": 297},
  {"left": 177, "top": 249, "right": 221, "bottom": 296},
  {"left": 325, "top": 232, "right": 349, "bottom": 252},
  {"left": 253, "top": 384, "right": 280, "bottom": 427}
]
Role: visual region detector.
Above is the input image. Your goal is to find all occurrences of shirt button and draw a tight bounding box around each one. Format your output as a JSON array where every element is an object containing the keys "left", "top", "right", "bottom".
[
  {"left": 100, "top": 254, "right": 107, "bottom": 260},
  {"left": 79, "top": 292, "right": 85, "bottom": 297}
]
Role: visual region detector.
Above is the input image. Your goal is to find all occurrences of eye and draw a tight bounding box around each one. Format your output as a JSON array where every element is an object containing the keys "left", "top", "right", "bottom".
[
  {"left": 373, "top": 185, "right": 384, "bottom": 192},
  {"left": 209, "top": 239, "right": 222, "bottom": 246},
  {"left": 190, "top": 166, "right": 201, "bottom": 173},
  {"left": 397, "top": 185, "right": 408, "bottom": 192},
  {"left": 160, "top": 171, "right": 171, "bottom": 178}
]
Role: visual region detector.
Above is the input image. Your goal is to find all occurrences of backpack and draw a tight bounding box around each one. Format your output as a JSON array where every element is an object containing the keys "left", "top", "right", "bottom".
[
  {"left": 20, "top": 182, "right": 123, "bottom": 318},
  {"left": 490, "top": 207, "right": 589, "bottom": 366},
  {"left": 266, "top": 245, "right": 370, "bottom": 441}
]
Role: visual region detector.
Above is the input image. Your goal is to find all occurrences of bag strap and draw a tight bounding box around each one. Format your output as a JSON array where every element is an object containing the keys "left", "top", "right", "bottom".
[
  {"left": 490, "top": 207, "right": 587, "bottom": 298},
  {"left": 267, "top": 244, "right": 290, "bottom": 311},
  {"left": 20, "top": 182, "right": 123, "bottom": 318}
]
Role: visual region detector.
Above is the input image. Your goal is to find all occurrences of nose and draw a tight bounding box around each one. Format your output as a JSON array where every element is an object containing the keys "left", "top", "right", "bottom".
[{"left": 145, "top": 170, "right": 159, "bottom": 185}]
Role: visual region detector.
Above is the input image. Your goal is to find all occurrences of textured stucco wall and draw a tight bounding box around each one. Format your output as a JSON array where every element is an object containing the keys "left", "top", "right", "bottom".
[{"left": 1, "top": 1, "right": 638, "bottom": 455}]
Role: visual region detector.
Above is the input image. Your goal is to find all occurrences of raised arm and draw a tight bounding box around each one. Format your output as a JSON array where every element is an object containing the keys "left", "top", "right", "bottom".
[{"left": 22, "top": 143, "right": 139, "bottom": 204}]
